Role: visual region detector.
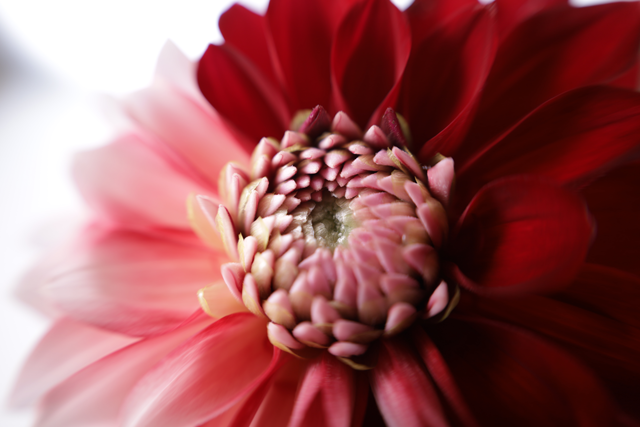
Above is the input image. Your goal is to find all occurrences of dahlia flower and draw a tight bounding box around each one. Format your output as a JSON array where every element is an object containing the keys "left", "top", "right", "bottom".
[{"left": 12, "top": 0, "right": 640, "bottom": 425}]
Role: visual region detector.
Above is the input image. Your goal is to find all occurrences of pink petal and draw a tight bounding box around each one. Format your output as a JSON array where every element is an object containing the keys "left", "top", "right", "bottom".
[
  {"left": 370, "top": 338, "right": 448, "bottom": 427},
  {"left": 120, "top": 313, "right": 276, "bottom": 427},
  {"left": 288, "top": 351, "right": 356, "bottom": 427},
  {"left": 44, "top": 224, "right": 221, "bottom": 337},
  {"left": 124, "top": 74, "right": 251, "bottom": 187},
  {"left": 11, "top": 318, "right": 137, "bottom": 407},
  {"left": 73, "top": 133, "right": 215, "bottom": 229},
  {"left": 35, "top": 313, "right": 213, "bottom": 427}
]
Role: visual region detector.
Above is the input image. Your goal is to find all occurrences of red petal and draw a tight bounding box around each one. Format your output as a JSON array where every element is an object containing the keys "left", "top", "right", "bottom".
[
  {"left": 369, "top": 338, "right": 448, "bottom": 427},
  {"left": 197, "top": 44, "right": 289, "bottom": 142},
  {"left": 398, "top": 5, "right": 495, "bottom": 159},
  {"left": 266, "top": 0, "right": 357, "bottom": 112},
  {"left": 472, "top": 283, "right": 640, "bottom": 385},
  {"left": 494, "top": 0, "right": 567, "bottom": 39},
  {"left": 428, "top": 317, "right": 615, "bottom": 427},
  {"left": 11, "top": 318, "right": 137, "bottom": 407},
  {"left": 331, "top": 0, "right": 411, "bottom": 128},
  {"left": 458, "top": 87, "right": 640, "bottom": 200},
  {"left": 459, "top": 2, "right": 640, "bottom": 164},
  {"left": 219, "top": 5, "right": 278, "bottom": 87},
  {"left": 582, "top": 161, "right": 640, "bottom": 277},
  {"left": 124, "top": 75, "right": 251, "bottom": 187},
  {"left": 405, "top": 0, "right": 480, "bottom": 31},
  {"left": 35, "top": 314, "right": 212, "bottom": 427},
  {"left": 232, "top": 358, "right": 306, "bottom": 427},
  {"left": 560, "top": 264, "right": 640, "bottom": 333},
  {"left": 73, "top": 133, "right": 216, "bottom": 230},
  {"left": 450, "top": 176, "right": 592, "bottom": 295},
  {"left": 44, "top": 225, "right": 221, "bottom": 337},
  {"left": 119, "top": 313, "right": 276, "bottom": 427},
  {"left": 288, "top": 352, "right": 356, "bottom": 427},
  {"left": 411, "top": 328, "right": 479, "bottom": 427}
]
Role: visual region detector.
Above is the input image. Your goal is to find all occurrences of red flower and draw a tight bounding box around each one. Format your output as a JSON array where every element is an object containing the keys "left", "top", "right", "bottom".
[{"left": 13, "top": 0, "right": 640, "bottom": 426}]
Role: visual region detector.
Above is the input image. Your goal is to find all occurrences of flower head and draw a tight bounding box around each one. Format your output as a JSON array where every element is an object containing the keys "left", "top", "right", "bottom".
[{"left": 12, "top": 0, "right": 640, "bottom": 426}]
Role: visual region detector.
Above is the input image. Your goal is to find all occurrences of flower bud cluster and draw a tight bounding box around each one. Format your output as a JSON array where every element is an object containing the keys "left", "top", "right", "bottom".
[{"left": 206, "top": 106, "right": 457, "bottom": 365}]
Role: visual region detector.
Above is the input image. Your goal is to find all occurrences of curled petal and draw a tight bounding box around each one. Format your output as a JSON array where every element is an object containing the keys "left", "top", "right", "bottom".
[{"left": 451, "top": 176, "right": 592, "bottom": 295}]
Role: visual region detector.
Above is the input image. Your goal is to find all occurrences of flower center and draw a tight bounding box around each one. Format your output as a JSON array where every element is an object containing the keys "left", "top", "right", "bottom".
[
  {"left": 299, "top": 194, "right": 356, "bottom": 251},
  {"left": 207, "top": 106, "right": 458, "bottom": 365}
]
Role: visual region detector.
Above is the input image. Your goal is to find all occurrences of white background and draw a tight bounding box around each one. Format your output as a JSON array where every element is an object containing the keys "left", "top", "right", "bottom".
[{"left": 0, "top": 0, "right": 611, "bottom": 425}]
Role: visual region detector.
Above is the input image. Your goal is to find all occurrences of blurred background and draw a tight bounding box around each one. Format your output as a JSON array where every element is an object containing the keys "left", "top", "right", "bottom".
[{"left": 0, "top": 0, "right": 611, "bottom": 425}]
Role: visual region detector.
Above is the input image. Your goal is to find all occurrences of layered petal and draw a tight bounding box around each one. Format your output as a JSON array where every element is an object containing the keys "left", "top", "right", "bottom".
[
  {"left": 231, "top": 358, "right": 306, "bottom": 427},
  {"left": 198, "top": 44, "right": 290, "bottom": 142},
  {"left": 582, "top": 161, "right": 640, "bottom": 277},
  {"left": 73, "top": 133, "right": 216, "bottom": 229},
  {"left": 288, "top": 352, "right": 357, "bottom": 427},
  {"left": 458, "top": 87, "right": 640, "bottom": 200},
  {"left": 331, "top": 0, "right": 411, "bottom": 128},
  {"left": 11, "top": 318, "right": 137, "bottom": 407},
  {"left": 429, "top": 317, "right": 616, "bottom": 427},
  {"left": 559, "top": 264, "right": 640, "bottom": 331},
  {"left": 124, "top": 75, "right": 251, "bottom": 187},
  {"left": 119, "top": 313, "right": 277, "bottom": 427},
  {"left": 470, "top": 284, "right": 640, "bottom": 381},
  {"left": 369, "top": 337, "right": 448, "bottom": 427},
  {"left": 35, "top": 313, "right": 213, "bottom": 427},
  {"left": 43, "top": 224, "right": 221, "bottom": 337},
  {"left": 450, "top": 176, "right": 592, "bottom": 295},
  {"left": 399, "top": 4, "right": 495, "bottom": 157},
  {"left": 406, "top": 0, "right": 481, "bottom": 31},
  {"left": 459, "top": 2, "right": 640, "bottom": 163},
  {"left": 494, "top": 0, "right": 567, "bottom": 39},
  {"left": 219, "top": 5, "right": 278, "bottom": 88},
  {"left": 266, "top": 0, "right": 357, "bottom": 112}
]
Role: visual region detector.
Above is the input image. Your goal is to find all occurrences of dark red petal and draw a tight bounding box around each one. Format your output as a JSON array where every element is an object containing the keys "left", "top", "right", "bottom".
[
  {"left": 471, "top": 284, "right": 640, "bottom": 389},
  {"left": 582, "top": 161, "right": 640, "bottom": 277},
  {"left": 331, "top": 0, "right": 411, "bottom": 129},
  {"left": 494, "top": 0, "right": 567, "bottom": 39},
  {"left": 459, "top": 2, "right": 640, "bottom": 164},
  {"left": 457, "top": 86, "right": 640, "bottom": 203},
  {"left": 197, "top": 44, "right": 289, "bottom": 142},
  {"left": 560, "top": 264, "right": 640, "bottom": 332},
  {"left": 450, "top": 176, "right": 592, "bottom": 295},
  {"left": 398, "top": 5, "right": 495, "bottom": 159},
  {"left": 119, "top": 314, "right": 278, "bottom": 427},
  {"left": 219, "top": 4, "right": 278, "bottom": 87},
  {"left": 35, "top": 314, "right": 213, "bottom": 427},
  {"left": 44, "top": 225, "right": 221, "bottom": 337},
  {"left": 266, "top": 0, "right": 357, "bottom": 112},
  {"left": 288, "top": 352, "right": 356, "bottom": 427},
  {"left": 411, "top": 327, "right": 479, "bottom": 427},
  {"left": 428, "top": 317, "right": 615, "bottom": 427},
  {"left": 369, "top": 338, "right": 449, "bottom": 427},
  {"left": 405, "top": 0, "right": 479, "bottom": 31}
]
